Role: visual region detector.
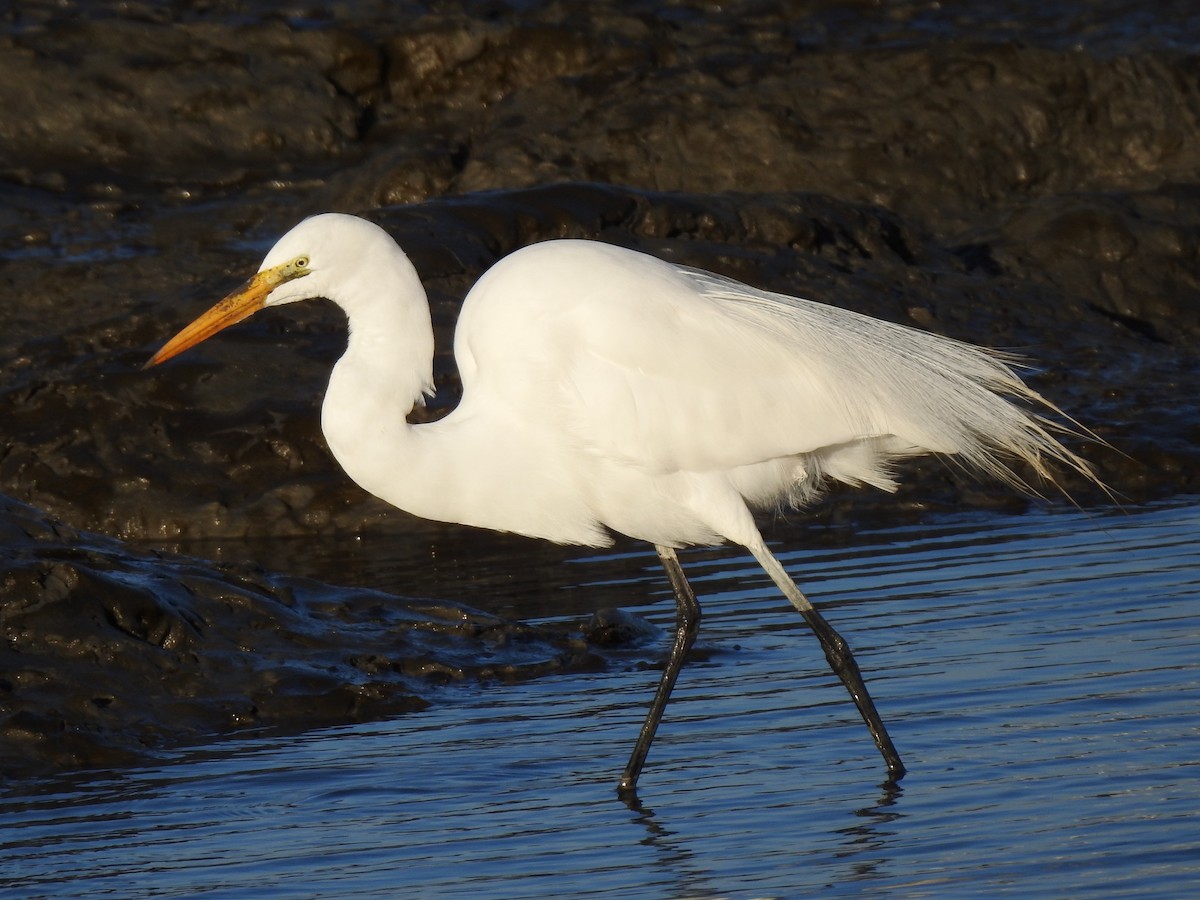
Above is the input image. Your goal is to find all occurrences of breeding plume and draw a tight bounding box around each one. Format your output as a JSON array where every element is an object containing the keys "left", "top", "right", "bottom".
[{"left": 147, "top": 213, "right": 1095, "bottom": 794}]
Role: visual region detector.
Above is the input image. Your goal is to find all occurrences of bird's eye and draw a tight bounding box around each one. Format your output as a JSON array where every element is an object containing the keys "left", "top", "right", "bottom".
[{"left": 295, "top": 256, "right": 310, "bottom": 269}]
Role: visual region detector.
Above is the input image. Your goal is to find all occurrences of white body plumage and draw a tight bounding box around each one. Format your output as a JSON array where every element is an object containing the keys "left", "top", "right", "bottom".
[
  {"left": 279, "top": 217, "right": 1081, "bottom": 553},
  {"left": 147, "top": 212, "right": 1096, "bottom": 793}
]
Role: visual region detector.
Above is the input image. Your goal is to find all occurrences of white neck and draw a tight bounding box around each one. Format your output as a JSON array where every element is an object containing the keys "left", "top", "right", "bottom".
[
  {"left": 319, "top": 250, "right": 437, "bottom": 509},
  {"left": 314, "top": 243, "right": 606, "bottom": 545}
]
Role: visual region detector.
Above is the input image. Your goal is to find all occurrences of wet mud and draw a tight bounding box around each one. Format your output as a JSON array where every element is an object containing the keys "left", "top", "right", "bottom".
[{"left": 2, "top": 0, "right": 1198, "bottom": 777}]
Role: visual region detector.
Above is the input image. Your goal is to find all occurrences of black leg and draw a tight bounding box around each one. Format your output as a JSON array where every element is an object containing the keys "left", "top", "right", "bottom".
[
  {"left": 618, "top": 545, "right": 701, "bottom": 797},
  {"left": 746, "top": 541, "right": 905, "bottom": 782},
  {"left": 795, "top": 602, "right": 906, "bottom": 782}
]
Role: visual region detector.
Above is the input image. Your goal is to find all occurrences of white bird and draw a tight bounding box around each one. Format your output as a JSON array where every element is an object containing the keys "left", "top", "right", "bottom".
[{"left": 147, "top": 212, "right": 1097, "bottom": 795}]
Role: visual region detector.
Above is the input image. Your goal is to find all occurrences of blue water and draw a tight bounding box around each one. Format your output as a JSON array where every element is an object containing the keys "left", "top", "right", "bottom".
[{"left": 2, "top": 501, "right": 1198, "bottom": 897}]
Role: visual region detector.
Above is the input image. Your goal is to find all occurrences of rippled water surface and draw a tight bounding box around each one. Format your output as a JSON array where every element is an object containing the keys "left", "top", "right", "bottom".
[{"left": 3, "top": 501, "right": 1198, "bottom": 898}]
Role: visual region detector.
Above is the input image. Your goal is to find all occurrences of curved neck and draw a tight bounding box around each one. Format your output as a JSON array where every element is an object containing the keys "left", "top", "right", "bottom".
[
  {"left": 341, "top": 249, "right": 434, "bottom": 408},
  {"left": 314, "top": 249, "right": 605, "bottom": 545},
  {"left": 319, "top": 251, "right": 436, "bottom": 500}
]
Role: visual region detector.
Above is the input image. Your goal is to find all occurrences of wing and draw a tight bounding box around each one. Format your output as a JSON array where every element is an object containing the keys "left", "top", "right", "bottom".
[
  {"left": 558, "top": 273, "right": 895, "bottom": 473},
  {"left": 455, "top": 240, "right": 1083, "bottom": 488}
]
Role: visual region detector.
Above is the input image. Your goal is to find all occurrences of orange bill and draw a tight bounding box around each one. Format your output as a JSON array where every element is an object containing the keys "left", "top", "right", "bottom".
[{"left": 145, "top": 264, "right": 294, "bottom": 368}]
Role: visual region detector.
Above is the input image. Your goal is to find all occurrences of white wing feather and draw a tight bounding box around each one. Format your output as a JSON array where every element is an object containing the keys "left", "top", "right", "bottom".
[{"left": 456, "top": 240, "right": 1088, "bottom": 504}]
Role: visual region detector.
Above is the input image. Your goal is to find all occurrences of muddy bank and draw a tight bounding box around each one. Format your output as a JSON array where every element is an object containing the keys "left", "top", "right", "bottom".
[
  {"left": 0, "top": 494, "right": 636, "bottom": 778},
  {"left": 2, "top": 0, "right": 1199, "bottom": 778}
]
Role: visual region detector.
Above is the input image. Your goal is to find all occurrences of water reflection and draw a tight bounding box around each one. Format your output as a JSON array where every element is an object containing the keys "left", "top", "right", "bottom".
[{"left": 3, "top": 501, "right": 1198, "bottom": 897}]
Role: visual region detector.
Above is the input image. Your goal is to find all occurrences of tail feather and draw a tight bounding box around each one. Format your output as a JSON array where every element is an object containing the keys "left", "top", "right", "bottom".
[{"left": 687, "top": 267, "right": 1105, "bottom": 500}]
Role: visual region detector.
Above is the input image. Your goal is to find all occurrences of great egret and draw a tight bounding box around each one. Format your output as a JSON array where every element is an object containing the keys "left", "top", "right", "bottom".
[{"left": 147, "top": 212, "right": 1096, "bottom": 794}]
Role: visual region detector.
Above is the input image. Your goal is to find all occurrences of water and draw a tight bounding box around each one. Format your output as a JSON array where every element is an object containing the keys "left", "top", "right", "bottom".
[{"left": 2, "top": 501, "right": 1198, "bottom": 897}]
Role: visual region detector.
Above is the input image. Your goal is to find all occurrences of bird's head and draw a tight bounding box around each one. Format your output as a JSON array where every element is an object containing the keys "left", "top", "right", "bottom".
[{"left": 144, "top": 213, "right": 378, "bottom": 368}]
